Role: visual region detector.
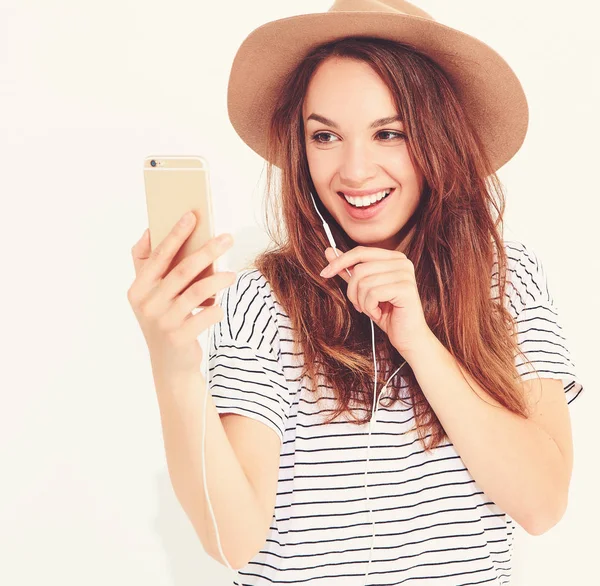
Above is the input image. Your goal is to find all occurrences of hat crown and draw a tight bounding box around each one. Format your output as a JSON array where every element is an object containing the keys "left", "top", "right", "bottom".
[{"left": 330, "top": 0, "right": 434, "bottom": 20}]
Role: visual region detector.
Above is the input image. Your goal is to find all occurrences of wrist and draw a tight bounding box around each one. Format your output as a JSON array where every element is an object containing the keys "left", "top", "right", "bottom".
[
  {"left": 152, "top": 365, "right": 204, "bottom": 395},
  {"left": 397, "top": 329, "right": 439, "bottom": 367}
]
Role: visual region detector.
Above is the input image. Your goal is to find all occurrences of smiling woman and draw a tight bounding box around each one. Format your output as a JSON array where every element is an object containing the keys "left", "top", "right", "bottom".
[{"left": 199, "top": 0, "right": 585, "bottom": 584}]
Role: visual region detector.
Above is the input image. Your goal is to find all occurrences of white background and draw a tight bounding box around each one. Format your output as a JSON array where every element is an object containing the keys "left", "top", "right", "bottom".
[{"left": 1, "top": 0, "right": 597, "bottom": 584}]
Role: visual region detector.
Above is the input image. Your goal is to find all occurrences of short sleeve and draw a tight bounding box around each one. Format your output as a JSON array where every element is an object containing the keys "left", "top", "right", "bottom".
[
  {"left": 206, "top": 269, "right": 292, "bottom": 443},
  {"left": 505, "top": 241, "right": 584, "bottom": 406}
]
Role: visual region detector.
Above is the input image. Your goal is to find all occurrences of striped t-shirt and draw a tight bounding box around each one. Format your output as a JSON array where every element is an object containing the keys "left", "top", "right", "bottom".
[{"left": 207, "top": 239, "right": 584, "bottom": 585}]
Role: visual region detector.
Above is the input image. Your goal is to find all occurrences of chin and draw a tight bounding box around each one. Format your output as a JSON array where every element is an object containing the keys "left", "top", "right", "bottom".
[{"left": 351, "top": 230, "right": 402, "bottom": 250}]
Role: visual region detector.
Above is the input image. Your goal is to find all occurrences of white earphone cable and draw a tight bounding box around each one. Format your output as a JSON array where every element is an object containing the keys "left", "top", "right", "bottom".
[
  {"left": 309, "top": 192, "right": 406, "bottom": 584},
  {"left": 202, "top": 323, "right": 236, "bottom": 573},
  {"left": 200, "top": 192, "right": 406, "bottom": 583}
]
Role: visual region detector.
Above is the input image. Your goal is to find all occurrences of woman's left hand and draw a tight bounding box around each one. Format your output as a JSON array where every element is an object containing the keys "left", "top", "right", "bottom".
[{"left": 320, "top": 246, "right": 434, "bottom": 359}]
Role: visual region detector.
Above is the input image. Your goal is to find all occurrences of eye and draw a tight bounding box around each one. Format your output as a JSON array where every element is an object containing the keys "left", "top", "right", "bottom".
[
  {"left": 378, "top": 131, "right": 405, "bottom": 141},
  {"left": 309, "top": 132, "right": 336, "bottom": 144},
  {"left": 309, "top": 131, "right": 406, "bottom": 144}
]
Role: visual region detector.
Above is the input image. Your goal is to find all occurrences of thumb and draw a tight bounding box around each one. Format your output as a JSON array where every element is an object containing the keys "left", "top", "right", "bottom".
[{"left": 325, "top": 247, "right": 341, "bottom": 261}]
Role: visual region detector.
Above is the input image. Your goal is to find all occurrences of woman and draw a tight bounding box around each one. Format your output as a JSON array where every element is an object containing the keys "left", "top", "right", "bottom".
[{"left": 130, "top": 1, "right": 584, "bottom": 584}]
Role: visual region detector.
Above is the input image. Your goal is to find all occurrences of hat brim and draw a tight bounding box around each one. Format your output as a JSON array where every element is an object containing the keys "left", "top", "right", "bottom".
[{"left": 227, "top": 11, "right": 529, "bottom": 173}]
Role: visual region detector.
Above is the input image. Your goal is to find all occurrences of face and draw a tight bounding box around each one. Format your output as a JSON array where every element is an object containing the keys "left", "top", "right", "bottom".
[{"left": 302, "top": 57, "right": 424, "bottom": 252}]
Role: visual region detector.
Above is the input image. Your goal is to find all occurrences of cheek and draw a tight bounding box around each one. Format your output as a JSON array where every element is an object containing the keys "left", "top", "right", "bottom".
[
  {"left": 307, "top": 151, "right": 335, "bottom": 185},
  {"left": 394, "top": 158, "right": 422, "bottom": 192},
  {"left": 391, "top": 150, "right": 414, "bottom": 173}
]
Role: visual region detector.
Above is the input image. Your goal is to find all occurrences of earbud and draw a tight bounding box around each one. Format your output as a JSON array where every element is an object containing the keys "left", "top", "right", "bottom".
[{"left": 309, "top": 191, "right": 337, "bottom": 249}]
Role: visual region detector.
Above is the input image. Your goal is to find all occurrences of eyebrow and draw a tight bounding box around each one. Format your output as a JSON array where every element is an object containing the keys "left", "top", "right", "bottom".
[{"left": 306, "top": 113, "right": 403, "bottom": 129}]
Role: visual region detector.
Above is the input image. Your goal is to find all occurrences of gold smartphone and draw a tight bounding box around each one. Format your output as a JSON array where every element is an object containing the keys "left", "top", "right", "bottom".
[{"left": 143, "top": 155, "right": 217, "bottom": 307}]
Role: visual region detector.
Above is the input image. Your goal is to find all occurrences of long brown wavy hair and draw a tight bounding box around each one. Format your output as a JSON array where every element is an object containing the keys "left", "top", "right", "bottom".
[{"left": 245, "top": 36, "right": 538, "bottom": 452}]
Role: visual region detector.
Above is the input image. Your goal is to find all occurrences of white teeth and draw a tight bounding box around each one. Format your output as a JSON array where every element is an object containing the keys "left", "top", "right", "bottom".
[{"left": 343, "top": 189, "right": 391, "bottom": 207}]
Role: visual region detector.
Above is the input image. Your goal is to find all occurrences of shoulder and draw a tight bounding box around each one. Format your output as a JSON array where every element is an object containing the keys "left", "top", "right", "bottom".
[
  {"left": 215, "top": 268, "right": 287, "bottom": 357},
  {"left": 493, "top": 238, "right": 538, "bottom": 270},
  {"left": 493, "top": 239, "right": 554, "bottom": 318}
]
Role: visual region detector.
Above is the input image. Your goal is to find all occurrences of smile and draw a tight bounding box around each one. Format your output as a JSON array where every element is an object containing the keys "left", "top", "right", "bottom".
[
  {"left": 337, "top": 188, "right": 395, "bottom": 220},
  {"left": 339, "top": 189, "right": 392, "bottom": 207}
]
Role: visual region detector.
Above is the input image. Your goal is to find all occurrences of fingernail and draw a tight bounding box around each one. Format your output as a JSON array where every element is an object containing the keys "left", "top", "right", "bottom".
[
  {"left": 180, "top": 211, "right": 194, "bottom": 225},
  {"left": 217, "top": 233, "right": 233, "bottom": 246}
]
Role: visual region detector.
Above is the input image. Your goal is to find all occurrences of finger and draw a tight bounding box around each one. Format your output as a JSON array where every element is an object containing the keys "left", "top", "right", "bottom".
[
  {"left": 338, "top": 271, "right": 350, "bottom": 284},
  {"left": 166, "top": 270, "right": 236, "bottom": 329},
  {"left": 178, "top": 303, "right": 226, "bottom": 346},
  {"left": 329, "top": 253, "right": 354, "bottom": 284},
  {"left": 133, "top": 211, "right": 197, "bottom": 284},
  {"left": 131, "top": 228, "right": 151, "bottom": 275},
  {"left": 327, "top": 246, "right": 401, "bottom": 280},
  {"left": 359, "top": 273, "right": 401, "bottom": 317},
  {"left": 322, "top": 248, "right": 350, "bottom": 284},
  {"left": 136, "top": 232, "right": 232, "bottom": 318},
  {"left": 335, "top": 269, "right": 350, "bottom": 284},
  {"left": 349, "top": 262, "right": 404, "bottom": 311},
  {"left": 158, "top": 234, "right": 233, "bottom": 312}
]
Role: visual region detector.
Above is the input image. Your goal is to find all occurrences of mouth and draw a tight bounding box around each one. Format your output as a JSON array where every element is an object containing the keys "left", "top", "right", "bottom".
[{"left": 337, "top": 188, "right": 395, "bottom": 220}]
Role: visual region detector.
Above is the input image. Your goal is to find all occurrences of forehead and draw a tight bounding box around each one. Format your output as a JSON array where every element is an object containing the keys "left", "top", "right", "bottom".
[{"left": 302, "top": 57, "right": 396, "bottom": 118}]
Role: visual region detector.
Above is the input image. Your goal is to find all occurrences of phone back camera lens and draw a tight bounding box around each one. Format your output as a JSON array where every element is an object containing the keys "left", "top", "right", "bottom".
[{"left": 150, "top": 160, "right": 157, "bottom": 167}]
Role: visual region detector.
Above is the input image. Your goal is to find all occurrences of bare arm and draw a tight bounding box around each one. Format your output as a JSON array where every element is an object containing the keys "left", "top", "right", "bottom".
[
  {"left": 402, "top": 332, "right": 571, "bottom": 535},
  {"left": 153, "top": 369, "right": 274, "bottom": 569}
]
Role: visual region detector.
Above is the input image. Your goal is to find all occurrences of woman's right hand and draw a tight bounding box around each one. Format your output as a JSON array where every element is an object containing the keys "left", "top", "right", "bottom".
[{"left": 127, "top": 211, "right": 236, "bottom": 379}]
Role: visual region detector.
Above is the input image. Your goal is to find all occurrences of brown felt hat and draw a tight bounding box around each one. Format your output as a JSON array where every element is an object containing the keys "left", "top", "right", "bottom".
[{"left": 226, "top": 0, "right": 529, "bottom": 173}]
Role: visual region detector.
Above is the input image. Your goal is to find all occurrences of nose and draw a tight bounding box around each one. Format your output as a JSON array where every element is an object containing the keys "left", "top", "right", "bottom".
[{"left": 338, "top": 141, "right": 378, "bottom": 186}]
